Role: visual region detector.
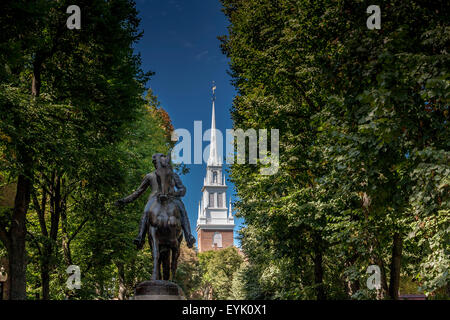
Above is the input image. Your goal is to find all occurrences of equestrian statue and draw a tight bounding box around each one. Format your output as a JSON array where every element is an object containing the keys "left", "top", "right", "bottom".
[{"left": 115, "top": 153, "right": 195, "bottom": 280}]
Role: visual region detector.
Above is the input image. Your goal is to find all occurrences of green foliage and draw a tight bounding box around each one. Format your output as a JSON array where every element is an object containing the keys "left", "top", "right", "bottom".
[
  {"left": 23, "top": 91, "right": 172, "bottom": 300},
  {"left": 221, "top": 0, "right": 449, "bottom": 299},
  {"left": 0, "top": 0, "right": 174, "bottom": 299},
  {"left": 197, "top": 247, "right": 244, "bottom": 300},
  {"left": 174, "top": 243, "right": 202, "bottom": 299}
]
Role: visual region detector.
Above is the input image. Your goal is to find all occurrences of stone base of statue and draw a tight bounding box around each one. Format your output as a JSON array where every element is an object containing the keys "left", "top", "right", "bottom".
[{"left": 131, "top": 280, "right": 186, "bottom": 300}]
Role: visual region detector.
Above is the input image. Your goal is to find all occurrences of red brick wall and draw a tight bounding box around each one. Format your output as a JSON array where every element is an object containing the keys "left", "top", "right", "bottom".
[{"left": 197, "top": 229, "right": 234, "bottom": 253}]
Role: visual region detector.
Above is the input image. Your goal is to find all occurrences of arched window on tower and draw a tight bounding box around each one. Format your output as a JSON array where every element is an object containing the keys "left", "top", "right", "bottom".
[
  {"left": 209, "top": 192, "right": 214, "bottom": 207},
  {"left": 212, "top": 232, "right": 222, "bottom": 248},
  {"left": 218, "top": 192, "right": 223, "bottom": 207},
  {"left": 212, "top": 171, "right": 218, "bottom": 184}
]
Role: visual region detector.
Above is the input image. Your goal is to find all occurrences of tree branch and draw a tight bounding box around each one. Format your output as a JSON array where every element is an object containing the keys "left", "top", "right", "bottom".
[
  {"left": 32, "top": 187, "right": 48, "bottom": 237},
  {"left": 26, "top": 230, "right": 42, "bottom": 256},
  {"left": 69, "top": 218, "right": 89, "bottom": 243}
]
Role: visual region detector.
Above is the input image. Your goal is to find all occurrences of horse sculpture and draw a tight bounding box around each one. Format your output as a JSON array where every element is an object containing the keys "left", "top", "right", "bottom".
[{"left": 146, "top": 153, "right": 183, "bottom": 280}]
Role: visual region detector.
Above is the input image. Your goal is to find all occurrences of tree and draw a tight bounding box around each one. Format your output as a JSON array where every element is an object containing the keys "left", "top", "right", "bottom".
[
  {"left": 0, "top": 0, "right": 150, "bottom": 299},
  {"left": 22, "top": 89, "right": 173, "bottom": 300},
  {"left": 220, "top": 0, "right": 449, "bottom": 300},
  {"left": 197, "top": 247, "right": 244, "bottom": 300},
  {"left": 174, "top": 243, "right": 201, "bottom": 299}
]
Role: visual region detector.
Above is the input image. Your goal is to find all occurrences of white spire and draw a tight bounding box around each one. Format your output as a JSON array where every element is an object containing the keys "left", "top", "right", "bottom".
[{"left": 207, "top": 83, "right": 221, "bottom": 166}]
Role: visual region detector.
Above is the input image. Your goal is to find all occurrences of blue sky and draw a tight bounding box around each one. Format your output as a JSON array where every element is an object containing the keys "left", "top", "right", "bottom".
[{"left": 134, "top": 0, "right": 244, "bottom": 247}]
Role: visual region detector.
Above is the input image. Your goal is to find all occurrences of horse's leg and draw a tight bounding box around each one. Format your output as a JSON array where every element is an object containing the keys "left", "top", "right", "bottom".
[
  {"left": 170, "top": 242, "right": 181, "bottom": 281},
  {"left": 148, "top": 226, "right": 153, "bottom": 275},
  {"left": 160, "top": 249, "right": 170, "bottom": 281},
  {"left": 150, "top": 227, "right": 160, "bottom": 280},
  {"left": 158, "top": 249, "right": 166, "bottom": 281}
]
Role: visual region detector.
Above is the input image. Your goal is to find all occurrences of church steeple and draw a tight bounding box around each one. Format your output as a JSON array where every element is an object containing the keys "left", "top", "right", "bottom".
[
  {"left": 207, "top": 82, "right": 221, "bottom": 167},
  {"left": 196, "top": 83, "right": 234, "bottom": 252}
]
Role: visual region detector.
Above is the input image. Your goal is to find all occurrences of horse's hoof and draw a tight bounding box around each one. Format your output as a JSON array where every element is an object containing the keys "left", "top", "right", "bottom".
[
  {"left": 133, "top": 237, "right": 144, "bottom": 250},
  {"left": 186, "top": 235, "right": 196, "bottom": 248}
]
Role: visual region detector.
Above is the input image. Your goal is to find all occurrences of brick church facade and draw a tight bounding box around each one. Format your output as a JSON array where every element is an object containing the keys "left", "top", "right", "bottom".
[{"left": 196, "top": 85, "right": 235, "bottom": 253}]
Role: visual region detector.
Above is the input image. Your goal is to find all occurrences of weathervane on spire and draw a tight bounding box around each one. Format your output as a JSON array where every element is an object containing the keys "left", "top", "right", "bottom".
[{"left": 212, "top": 81, "right": 216, "bottom": 102}]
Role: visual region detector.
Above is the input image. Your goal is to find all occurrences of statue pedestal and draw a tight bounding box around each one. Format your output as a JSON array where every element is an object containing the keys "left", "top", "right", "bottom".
[{"left": 131, "top": 280, "right": 186, "bottom": 300}]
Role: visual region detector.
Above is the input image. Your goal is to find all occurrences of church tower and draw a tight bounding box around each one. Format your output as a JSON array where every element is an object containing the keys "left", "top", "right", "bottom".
[{"left": 196, "top": 84, "right": 235, "bottom": 252}]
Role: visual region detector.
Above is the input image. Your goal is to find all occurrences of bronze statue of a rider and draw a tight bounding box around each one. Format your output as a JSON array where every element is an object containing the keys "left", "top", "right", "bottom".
[{"left": 115, "top": 153, "right": 196, "bottom": 249}]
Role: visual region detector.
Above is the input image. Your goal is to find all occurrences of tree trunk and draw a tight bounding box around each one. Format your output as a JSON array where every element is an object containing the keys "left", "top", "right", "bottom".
[
  {"left": 374, "top": 256, "right": 389, "bottom": 299},
  {"left": 61, "top": 235, "right": 72, "bottom": 266},
  {"left": 313, "top": 234, "right": 325, "bottom": 300},
  {"left": 344, "top": 277, "right": 360, "bottom": 298},
  {"left": 8, "top": 174, "right": 31, "bottom": 300},
  {"left": 61, "top": 208, "right": 73, "bottom": 266},
  {"left": 343, "top": 256, "right": 360, "bottom": 298},
  {"left": 6, "top": 49, "right": 43, "bottom": 300},
  {"left": 389, "top": 233, "right": 403, "bottom": 300},
  {"left": 40, "top": 250, "right": 50, "bottom": 300},
  {"left": 116, "top": 262, "right": 127, "bottom": 300},
  {"left": 31, "top": 57, "right": 42, "bottom": 97},
  {"left": 37, "top": 174, "right": 61, "bottom": 300}
]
